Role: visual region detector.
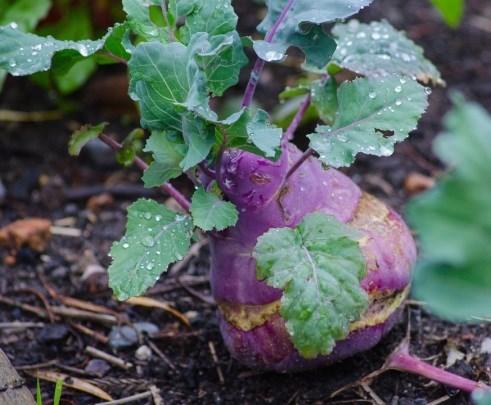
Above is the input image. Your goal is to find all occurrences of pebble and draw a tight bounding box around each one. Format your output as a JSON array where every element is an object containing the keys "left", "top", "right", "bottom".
[
  {"left": 480, "top": 337, "right": 491, "bottom": 355},
  {"left": 135, "top": 345, "right": 152, "bottom": 362},
  {"left": 108, "top": 325, "right": 138, "bottom": 349},
  {"left": 133, "top": 322, "right": 159, "bottom": 337},
  {"left": 84, "top": 359, "right": 111, "bottom": 377},
  {"left": 38, "top": 324, "right": 69, "bottom": 343}
]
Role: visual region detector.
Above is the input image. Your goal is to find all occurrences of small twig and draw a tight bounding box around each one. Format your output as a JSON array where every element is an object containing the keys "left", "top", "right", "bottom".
[
  {"left": 69, "top": 322, "right": 109, "bottom": 344},
  {"left": 427, "top": 395, "right": 451, "bottom": 405},
  {"left": 125, "top": 296, "right": 190, "bottom": 326},
  {"left": 50, "top": 226, "right": 82, "bottom": 237},
  {"left": 177, "top": 277, "right": 215, "bottom": 305},
  {"left": 15, "top": 360, "right": 58, "bottom": 370},
  {"left": 147, "top": 275, "right": 209, "bottom": 295},
  {"left": 85, "top": 346, "right": 133, "bottom": 370},
  {"left": 360, "top": 383, "right": 385, "bottom": 405},
  {"left": 150, "top": 385, "right": 164, "bottom": 405},
  {"left": 95, "top": 391, "right": 152, "bottom": 405},
  {"left": 13, "top": 287, "right": 55, "bottom": 323},
  {"left": 0, "top": 109, "right": 63, "bottom": 122},
  {"left": 0, "top": 295, "right": 49, "bottom": 319},
  {"left": 0, "top": 321, "right": 45, "bottom": 330},
  {"left": 145, "top": 339, "right": 176, "bottom": 371},
  {"left": 242, "top": 0, "right": 296, "bottom": 107},
  {"left": 99, "top": 134, "right": 191, "bottom": 213},
  {"left": 52, "top": 306, "right": 118, "bottom": 326},
  {"left": 208, "top": 341, "right": 225, "bottom": 384}
]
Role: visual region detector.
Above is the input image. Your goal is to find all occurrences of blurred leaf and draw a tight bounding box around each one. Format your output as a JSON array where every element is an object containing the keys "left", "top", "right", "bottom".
[
  {"left": 309, "top": 76, "right": 428, "bottom": 167},
  {"left": 331, "top": 20, "right": 443, "bottom": 86},
  {"left": 123, "top": 0, "right": 167, "bottom": 41},
  {"left": 255, "top": 0, "right": 373, "bottom": 69},
  {"left": 142, "top": 131, "right": 185, "bottom": 187},
  {"left": 116, "top": 128, "right": 145, "bottom": 167},
  {"left": 430, "top": 0, "right": 464, "bottom": 28},
  {"left": 408, "top": 99, "right": 491, "bottom": 321},
  {"left": 474, "top": 390, "right": 491, "bottom": 405},
  {"left": 53, "top": 379, "right": 63, "bottom": 405},
  {"left": 0, "top": 0, "right": 51, "bottom": 31},
  {"left": 109, "top": 199, "right": 193, "bottom": 300},
  {"left": 0, "top": 25, "right": 107, "bottom": 77},
  {"left": 68, "top": 123, "right": 108, "bottom": 156},
  {"left": 254, "top": 212, "right": 368, "bottom": 358},
  {"left": 181, "top": 114, "right": 216, "bottom": 171},
  {"left": 191, "top": 187, "right": 238, "bottom": 231}
]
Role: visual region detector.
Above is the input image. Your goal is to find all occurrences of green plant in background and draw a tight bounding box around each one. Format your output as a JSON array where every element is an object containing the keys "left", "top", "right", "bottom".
[
  {"left": 430, "top": 0, "right": 465, "bottom": 28},
  {"left": 36, "top": 378, "right": 64, "bottom": 405},
  {"left": 408, "top": 97, "right": 491, "bottom": 321}
]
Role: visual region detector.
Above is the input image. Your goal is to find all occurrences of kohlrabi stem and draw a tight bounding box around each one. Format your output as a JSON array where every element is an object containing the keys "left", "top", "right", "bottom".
[
  {"left": 241, "top": 0, "right": 296, "bottom": 107},
  {"left": 286, "top": 147, "right": 315, "bottom": 179},
  {"left": 386, "top": 341, "right": 490, "bottom": 394},
  {"left": 99, "top": 133, "right": 191, "bottom": 213},
  {"left": 282, "top": 93, "right": 312, "bottom": 145}
]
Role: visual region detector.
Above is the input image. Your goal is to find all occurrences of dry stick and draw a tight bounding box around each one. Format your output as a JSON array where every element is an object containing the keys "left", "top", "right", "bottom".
[
  {"left": 242, "top": 0, "right": 297, "bottom": 107},
  {"left": 0, "top": 109, "right": 63, "bottom": 122},
  {"left": 208, "top": 341, "right": 225, "bottom": 384},
  {"left": 95, "top": 391, "right": 153, "bottom": 405},
  {"left": 0, "top": 296, "right": 49, "bottom": 319},
  {"left": 99, "top": 134, "right": 191, "bottom": 212},
  {"left": 85, "top": 346, "right": 133, "bottom": 370},
  {"left": 0, "top": 322, "right": 44, "bottom": 330},
  {"left": 145, "top": 338, "right": 176, "bottom": 371},
  {"left": 69, "top": 322, "right": 109, "bottom": 344},
  {"left": 51, "top": 306, "right": 118, "bottom": 326}
]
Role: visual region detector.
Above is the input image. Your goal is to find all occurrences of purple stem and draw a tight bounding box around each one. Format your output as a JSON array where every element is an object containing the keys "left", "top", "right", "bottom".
[
  {"left": 241, "top": 0, "right": 296, "bottom": 107},
  {"left": 282, "top": 93, "right": 312, "bottom": 145},
  {"left": 99, "top": 134, "right": 191, "bottom": 213},
  {"left": 285, "top": 147, "right": 315, "bottom": 179},
  {"left": 387, "top": 342, "right": 490, "bottom": 393}
]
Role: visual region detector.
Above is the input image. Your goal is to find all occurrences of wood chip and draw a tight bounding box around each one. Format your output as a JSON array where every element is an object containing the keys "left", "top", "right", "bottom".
[
  {"left": 94, "top": 390, "right": 152, "bottom": 405},
  {"left": 404, "top": 172, "right": 435, "bottom": 195},
  {"left": 25, "top": 369, "right": 112, "bottom": 401},
  {"left": 0, "top": 219, "right": 51, "bottom": 252}
]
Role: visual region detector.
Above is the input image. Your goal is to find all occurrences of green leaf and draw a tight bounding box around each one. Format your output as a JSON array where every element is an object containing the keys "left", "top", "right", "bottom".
[
  {"left": 36, "top": 379, "right": 42, "bottom": 405},
  {"left": 68, "top": 123, "right": 108, "bottom": 156},
  {"left": 331, "top": 20, "right": 443, "bottom": 86},
  {"left": 255, "top": 0, "right": 373, "bottom": 69},
  {"left": 191, "top": 187, "right": 238, "bottom": 231},
  {"left": 190, "top": 31, "right": 248, "bottom": 96},
  {"left": 181, "top": 114, "right": 216, "bottom": 170},
  {"left": 0, "top": 25, "right": 107, "bottom": 77},
  {"left": 430, "top": 0, "right": 464, "bottom": 28},
  {"left": 109, "top": 198, "right": 194, "bottom": 300},
  {"left": 128, "top": 41, "right": 214, "bottom": 132},
  {"left": 308, "top": 76, "right": 428, "bottom": 168},
  {"left": 0, "top": 0, "right": 51, "bottom": 32},
  {"left": 311, "top": 78, "right": 338, "bottom": 124},
  {"left": 123, "top": 0, "right": 167, "bottom": 41},
  {"left": 173, "top": 0, "right": 239, "bottom": 42},
  {"left": 222, "top": 109, "right": 282, "bottom": 158},
  {"left": 474, "top": 390, "right": 491, "bottom": 405},
  {"left": 254, "top": 212, "right": 368, "bottom": 358},
  {"left": 408, "top": 99, "right": 491, "bottom": 321},
  {"left": 53, "top": 379, "right": 63, "bottom": 405},
  {"left": 142, "top": 131, "right": 185, "bottom": 187},
  {"left": 116, "top": 128, "right": 145, "bottom": 167}
]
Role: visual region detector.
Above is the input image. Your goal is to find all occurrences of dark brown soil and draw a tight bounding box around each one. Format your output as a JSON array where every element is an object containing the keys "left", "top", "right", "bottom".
[{"left": 1, "top": 0, "right": 491, "bottom": 404}]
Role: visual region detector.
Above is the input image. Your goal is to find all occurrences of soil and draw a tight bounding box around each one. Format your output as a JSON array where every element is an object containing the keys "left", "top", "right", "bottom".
[{"left": 1, "top": 0, "right": 491, "bottom": 404}]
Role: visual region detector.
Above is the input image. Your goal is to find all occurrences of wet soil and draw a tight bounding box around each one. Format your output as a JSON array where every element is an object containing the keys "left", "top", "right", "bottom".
[{"left": 1, "top": 0, "right": 491, "bottom": 404}]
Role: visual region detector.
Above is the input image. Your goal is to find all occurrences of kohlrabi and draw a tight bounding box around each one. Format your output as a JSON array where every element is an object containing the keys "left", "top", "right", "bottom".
[{"left": 1, "top": 0, "right": 488, "bottom": 396}]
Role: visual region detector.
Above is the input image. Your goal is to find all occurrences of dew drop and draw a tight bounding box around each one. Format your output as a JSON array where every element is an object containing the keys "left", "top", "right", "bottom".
[
  {"left": 144, "top": 212, "right": 152, "bottom": 220},
  {"left": 394, "top": 85, "right": 402, "bottom": 93},
  {"left": 369, "top": 92, "right": 377, "bottom": 99},
  {"left": 122, "top": 243, "right": 130, "bottom": 249},
  {"left": 395, "top": 99, "right": 402, "bottom": 106},
  {"left": 142, "top": 236, "right": 155, "bottom": 247}
]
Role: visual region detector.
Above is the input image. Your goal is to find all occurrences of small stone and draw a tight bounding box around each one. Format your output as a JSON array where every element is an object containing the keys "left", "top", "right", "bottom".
[
  {"left": 135, "top": 345, "right": 152, "bottom": 362},
  {"left": 133, "top": 322, "right": 159, "bottom": 337},
  {"left": 480, "top": 337, "right": 491, "bottom": 355},
  {"left": 38, "top": 324, "right": 69, "bottom": 343},
  {"left": 108, "top": 326, "right": 138, "bottom": 349},
  {"left": 84, "top": 359, "right": 111, "bottom": 377}
]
